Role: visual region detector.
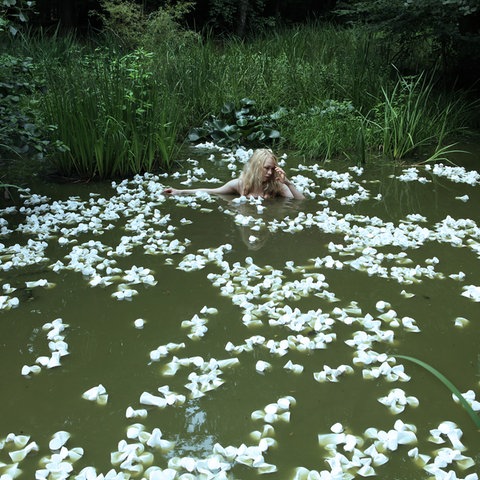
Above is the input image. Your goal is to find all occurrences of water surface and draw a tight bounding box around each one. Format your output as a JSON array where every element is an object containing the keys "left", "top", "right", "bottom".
[{"left": 1, "top": 147, "right": 479, "bottom": 479}]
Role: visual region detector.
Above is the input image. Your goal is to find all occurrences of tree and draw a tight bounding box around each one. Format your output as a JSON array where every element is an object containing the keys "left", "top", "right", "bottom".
[
  {"left": 194, "top": 0, "right": 337, "bottom": 37},
  {"left": 335, "top": 0, "right": 480, "bottom": 85}
]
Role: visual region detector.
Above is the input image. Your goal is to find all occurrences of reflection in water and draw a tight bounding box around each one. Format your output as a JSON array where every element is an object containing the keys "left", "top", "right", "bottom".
[
  {"left": 176, "top": 400, "right": 216, "bottom": 457},
  {"left": 222, "top": 196, "right": 304, "bottom": 251},
  {"left": 239, "top": 225, "right": 270, "bottom": 251}
]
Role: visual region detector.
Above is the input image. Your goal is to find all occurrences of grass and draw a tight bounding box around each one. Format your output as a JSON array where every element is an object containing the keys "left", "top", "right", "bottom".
[
  {"left": 365, "top": 74, "right": 474, "bottom": 162},
  {"left": 6, "top": 22, "right": 478, "bottom": 179},
  {"left": 39, "top": 48, "right": 181, "bottom": 179}
]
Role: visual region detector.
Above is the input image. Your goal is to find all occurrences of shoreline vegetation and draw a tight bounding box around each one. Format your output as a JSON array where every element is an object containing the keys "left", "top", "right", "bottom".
[{"left": 1, "top": 1, "right": 480, "bottom": 182}]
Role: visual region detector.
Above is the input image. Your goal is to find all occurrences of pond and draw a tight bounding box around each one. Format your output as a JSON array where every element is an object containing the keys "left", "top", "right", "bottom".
[{"left": 0, "top": 145, "right": 479, "bottom": 480}]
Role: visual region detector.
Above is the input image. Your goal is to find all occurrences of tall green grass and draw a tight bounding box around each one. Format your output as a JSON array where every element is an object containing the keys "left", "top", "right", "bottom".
[
  {"left": 365, "top": 74, "right": 472, "bottom": 162},
  {"left": 13, "top": 22, "right": 477, "bottom": 178},
  {"left": 40, "top": 48, "right": 181, "bottom": 179},
  {"left": 174, "top": 24, "right": 388, "bottom": 116}
]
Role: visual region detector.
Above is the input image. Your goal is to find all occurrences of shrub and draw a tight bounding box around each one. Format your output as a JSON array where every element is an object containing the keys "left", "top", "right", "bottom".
[
  {"left": 279, "top": 100, "right": 364, "bottom": 160},
  {"left": 94, "top": 0, "right": 198, "bottom": 51},
  {"left": 0, "top": 53, "right": 51, "bottom": 159}
]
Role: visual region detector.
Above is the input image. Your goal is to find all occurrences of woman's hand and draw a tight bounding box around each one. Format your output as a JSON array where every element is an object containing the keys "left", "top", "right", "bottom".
[
  {"left": 274, "top": 166, "right": 287, "bottom": 184},
  {"left": 163, "top": 187, "right": 180, "bottom": 195},
  {"left": 275, "top": 166, "right": 305, "bottom": 199}
]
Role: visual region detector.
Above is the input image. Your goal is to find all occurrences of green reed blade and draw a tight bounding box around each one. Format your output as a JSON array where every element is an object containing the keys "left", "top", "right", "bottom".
[{"left": 394, "top": 354, "right": 480, "bottom": 429}]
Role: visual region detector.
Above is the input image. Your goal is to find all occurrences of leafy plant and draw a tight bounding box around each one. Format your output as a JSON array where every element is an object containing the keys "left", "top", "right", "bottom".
[
  {"left": 94, "top": 0, "right": 198, "bottom": 51},
  {"left": 9, "top": 19, "right": 479, "bottom": 178},
  {"left": 279, "top": 100, "right": 364, "bottom": 160},
  {"left": 40, "top": 47, "right": 181, "bottom": 179},
  {"left": 188, "top": 98, "right": 281, "bottom": 148},
  {"left": 365, "top": 74, "right": 470, "bottom": 161},
  {"left": 395, "top": 354, "right": 480, "bottom": 429},
  {"left": 0, "top": 0, "right": 36, "bottom": 37},
  {"left": 207, "top": 0, "right": 276, "bottom": 37},
  {"left": 0, "top": 53, "right": 52, "bottom": 159}
]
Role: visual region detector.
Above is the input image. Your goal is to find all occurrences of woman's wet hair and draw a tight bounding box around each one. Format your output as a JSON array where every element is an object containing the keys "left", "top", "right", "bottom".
[{"left": 240, "top": 149, "right": 283, "bottom": 198}]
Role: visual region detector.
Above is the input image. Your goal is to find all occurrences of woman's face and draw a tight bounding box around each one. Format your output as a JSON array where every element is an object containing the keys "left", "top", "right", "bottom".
[{"left": 262, "top": 157, "right": 277, "bottom": 182}]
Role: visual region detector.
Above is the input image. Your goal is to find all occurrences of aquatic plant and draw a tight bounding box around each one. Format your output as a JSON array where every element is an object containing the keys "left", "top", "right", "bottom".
[
  {"left": 188, "top": 98, "right": 281, "bottom": 148},
  {"left": 278, "top": 99, "right": 364, "bottom": 160},
  {"left": 8, "top": 21, "right": 478, "bottom": 179},
  {"left": 394, "top": 354, "right": 480, "bottom": 430},
  {"left": 40, "top": 48, "right": 181, "bottom": 179},
  {"left": 367, "top": 74, "right": 471, "bottom": 162}
]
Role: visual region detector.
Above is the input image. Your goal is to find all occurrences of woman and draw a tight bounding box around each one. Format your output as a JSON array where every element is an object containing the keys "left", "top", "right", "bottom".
[{"left": 163, "top": 149, "right": 305, "bottom": 200}]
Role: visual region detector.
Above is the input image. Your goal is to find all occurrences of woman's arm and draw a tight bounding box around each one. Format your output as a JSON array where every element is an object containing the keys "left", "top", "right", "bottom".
[
  {"left": 163, "top": 178, "right": 241, "bottom": 196},
  {"left": 281, "top": 180, "right": 305, "bottom": 200}
]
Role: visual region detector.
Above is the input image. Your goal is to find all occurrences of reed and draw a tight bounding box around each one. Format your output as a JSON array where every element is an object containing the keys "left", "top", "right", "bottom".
[
  {"left": 14, "top": 22, "right": 477, "bottom": 177},
  {"left": 278, "top": 101, "right": 364, "bottom": 160},
  {"left": 368, "top": 74, "right": 470, "bottom": 162},
  {"left": 163, "top": 24, "right": 388, "bottom": 124},
  {"left": 40, "top": 49, "right": 181, "bottom": 179}
]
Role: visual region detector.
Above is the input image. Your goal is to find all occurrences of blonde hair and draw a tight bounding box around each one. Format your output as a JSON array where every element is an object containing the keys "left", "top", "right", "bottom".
[{"left": 240, "top": 149, "right": 283, "bottom": 198}]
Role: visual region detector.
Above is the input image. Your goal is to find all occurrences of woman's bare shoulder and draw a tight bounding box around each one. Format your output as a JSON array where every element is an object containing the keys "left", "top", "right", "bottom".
[{"left": 210, "top": 178, "right": 241, "bottom": 195}]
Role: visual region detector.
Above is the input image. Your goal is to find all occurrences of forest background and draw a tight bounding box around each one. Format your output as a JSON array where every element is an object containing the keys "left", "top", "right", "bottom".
[{"left": 1, "top": 0, "right": 480, "bottom": 182}]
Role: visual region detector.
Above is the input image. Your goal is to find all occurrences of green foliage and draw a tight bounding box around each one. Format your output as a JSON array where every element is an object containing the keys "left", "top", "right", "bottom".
[
  {"left": 365, "top": 74, "right": 471, "bottom": 161},
  {"left": 95, "top": 0, "right": 143, "bottom": 47},
  {"left": 141, "top": 1, "right": 199, "bottom": 51},
  {"left": 188, "top": 98, "right": 281, "bottom": 148},
  {"left": 0, "top": 0, "right": 36, "bottom": 37},
  {"left": 7, "top": 20, "right": 479, "bottom": 181},
  {"left": 0, "top": 52, "right": 53, "bottom": 159},
  {"left": 207, "top": 0, "right": 276, "bottom": 37},
  {"left": 335, "top": 0, "right": 480, "bottom": 75},
  {"left": 39, "top": 47, "right": 181, "bottom": 179},
  {"left": 395, "top": 354, "right": 480, "bottom": 430},
  {"left": 94, "top": 0, "right": 198, "bottom": 51},
  {"left": 278, "top": 100, "right": 364, "bottom": 160}
]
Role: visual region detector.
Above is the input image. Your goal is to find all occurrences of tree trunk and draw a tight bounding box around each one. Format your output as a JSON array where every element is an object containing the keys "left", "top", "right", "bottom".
[
  {"left": 58, "top": 0, "right": 75, "bottom": 28},
  {"left": 236, "top": 0, "right": 249, "bottom": 37}
]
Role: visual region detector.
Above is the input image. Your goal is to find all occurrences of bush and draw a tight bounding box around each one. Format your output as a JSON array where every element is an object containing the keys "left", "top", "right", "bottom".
[
  {"left": 95, "top": 0, "right": 199, "bottom": 51},
  {"left": 279, "top": 100, "right": 364, "bottom": 160},
  {"left": 0, "top": 53, "right": 51, "bottom": 159}
]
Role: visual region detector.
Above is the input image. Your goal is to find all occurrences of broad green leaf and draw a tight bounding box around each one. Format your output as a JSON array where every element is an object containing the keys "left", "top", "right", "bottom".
[
  {"left": 221, "top": 102, "right": 234, "bottom": 114},
  {"left": 240, "top": 98, "right": 255, "bottom": 106}
]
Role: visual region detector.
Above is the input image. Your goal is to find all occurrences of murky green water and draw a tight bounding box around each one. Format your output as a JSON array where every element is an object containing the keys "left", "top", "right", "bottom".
[{"left": 1, "top": 147, "right": 479, "bottom": 480}]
